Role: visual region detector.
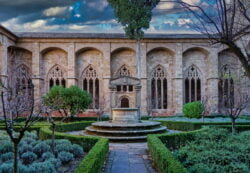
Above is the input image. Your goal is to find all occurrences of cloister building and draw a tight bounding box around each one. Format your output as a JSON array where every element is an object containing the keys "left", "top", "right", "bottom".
[{"left": 0, "top": 25, "right": 249, "bottom": 116}]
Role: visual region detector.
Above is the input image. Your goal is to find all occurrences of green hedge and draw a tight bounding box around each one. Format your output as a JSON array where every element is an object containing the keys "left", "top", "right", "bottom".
[
  {"left": 39, "top": 125, "right": 109, "bottom": 173},
  {"left": 158, "top": 120, "right": 250, "bottom": 131},
  {"left": 148, "top": 134, "right": 187, "bottom": 173},
  {"left": 147, "top": 128, "right": 208, "bottom": 173}
]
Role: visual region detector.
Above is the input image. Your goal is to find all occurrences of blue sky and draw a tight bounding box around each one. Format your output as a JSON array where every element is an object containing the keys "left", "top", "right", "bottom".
[{"left": 0, "top": 0, "right": 206, "bottom": 33}]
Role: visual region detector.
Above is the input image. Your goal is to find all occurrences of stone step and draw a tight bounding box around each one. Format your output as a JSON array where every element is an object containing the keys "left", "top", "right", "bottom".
[
  {"left": 92, "top": 121, "right": 161, "bottom": 131},
  {"left": 83, "top": 131, "right": 148, "bottom": 142},
  {"left": 85, "top": 126, "right": 167, "bottom": 137}
]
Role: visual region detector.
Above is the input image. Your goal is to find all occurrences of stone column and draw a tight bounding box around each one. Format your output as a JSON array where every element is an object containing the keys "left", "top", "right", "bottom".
[
  {"left": 140, "top": 42, "right": 147, "bottom": 115},
  {"left": 207, "top": 48, "right": 219, "bottom": 114},
  {"left": 109, "top": 86, "right": 116, "bottom": 121},
  {"left": 67, "top": 43, "right": 76, "bottom": 87},
  {"left": 32, "top": 42, "right": 42, "bottom": 102},
  {"left": 135, "top": 85, "right": 142, "bottom": 120},
  {"left": 1, "top": 44, "right": 8, "bottom": 81},
  {"left": 173, "top": 43, "right": 184, "bottom": 115}
]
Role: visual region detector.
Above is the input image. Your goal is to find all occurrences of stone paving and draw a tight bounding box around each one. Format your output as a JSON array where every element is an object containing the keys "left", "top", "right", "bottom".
[{"left": 102, "top": 142, "right": 158, "bottom": 173}]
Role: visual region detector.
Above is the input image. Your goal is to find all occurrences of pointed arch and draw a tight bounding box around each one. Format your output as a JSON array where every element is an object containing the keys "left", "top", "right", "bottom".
[
  {"left": 218, "top": 64, "right": 234, "bottom": 108},
  {"left": 151, "top": 65, "right": 168, "bottom": 109},
  {"left": 47, "top": 64, "right": 66, "bottom": 89},
  {"left": 184, "top": 65, "right": 202, "bottom": 103},
  {"left": 116, "top": 65, "right": 131, "bottom": 77},
  {"left": 82, "top": 64, "right": 99, "bottom": 108},
  {"left": 15, "top": 64, "right": 32, "bottom": 95}
]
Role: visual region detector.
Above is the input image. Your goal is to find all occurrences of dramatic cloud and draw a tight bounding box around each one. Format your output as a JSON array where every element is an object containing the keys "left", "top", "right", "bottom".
[{"left": 0, "top": 0, "right": 204, "bottom": 33}]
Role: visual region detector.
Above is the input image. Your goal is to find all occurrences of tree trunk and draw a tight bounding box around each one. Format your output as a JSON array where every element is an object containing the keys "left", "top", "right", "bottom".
[
  {"left": 228, "top": 42, "right": 250, "bottom": 78},
  {"left": 51, "top": 123, "right": 56, "bottom": 155},
  {"left": 231, "top": 118, "right": 236, "bottom": 134},
  {"left": 13, "top": 142, "right": 18, "bottom": 173}
]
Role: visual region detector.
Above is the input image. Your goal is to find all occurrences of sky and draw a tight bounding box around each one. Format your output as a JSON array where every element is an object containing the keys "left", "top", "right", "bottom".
[{"left": 0, "top": 0, "right": 206, "bottom": 34}]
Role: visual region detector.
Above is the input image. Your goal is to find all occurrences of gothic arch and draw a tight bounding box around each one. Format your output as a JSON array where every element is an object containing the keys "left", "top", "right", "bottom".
[
  {"left": 82, "top": 64, "right": 100, "bottom": 108},
  {"left": 15, "top": 64, "right": 32, "bottom": 94},
  {"left": 119, "top": 95, "right": 130, "bottom": 108},
  {"left": 40, "top": 47, "right": 67, "bottom": 55},
  {"left": 183, "top": 47, "right": 209, "bottom": 55},
  {"left": 150, "top": 65, "right": 168, "bottom": 109},
  {"left": 147, "top": 47, "right": 175, "bottom": 56},
  {"left": 116, "top": 65, "right": 131, "bottom": 77},
  {"left": 184, "top": 65, "right": 202, "bottom": 103},
  {"left": 76, "top": 47, "right": 104, "bottom": 56},
  {"left": 47, "top": 64, "right": 66, "bottom": 90}
]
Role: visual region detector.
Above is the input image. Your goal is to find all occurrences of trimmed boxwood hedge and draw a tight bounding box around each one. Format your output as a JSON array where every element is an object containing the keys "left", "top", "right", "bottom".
[
  {"left": 158, "top": 120, "right": 250, "bottom": 131},
  {"left": 147, "top": 128, "right": 208, "bottom": 173},
  {"left": 148, "top": 135, "right": 187, "bottom": 173}
]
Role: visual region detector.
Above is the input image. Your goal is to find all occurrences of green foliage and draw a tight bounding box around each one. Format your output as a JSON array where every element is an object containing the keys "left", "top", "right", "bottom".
[
  {"left": 1, "top": 152, "right": 13, "bottom": 162},
  {"left": 33, "top": 142, "right": 51, "bottom": 157},
  {"left": 29, "top": 161, "right": 56, "bottom": 173},
  {"left": 41, "top": 152, "right": 55, "bottom": 161},
  {"left": 21, "top": 152, "right": 37, "bottom": 165},
  {"left": 183, "top": 101, "right": 204, "bottom": 118},
  {"left": 58, "top": 151, "right": 74, "bottom": 164},
  {"left": 43, "top": 85, "right": 92, "bottom": 117},
  {"left": 174, "top": 128, "right": 250, "bottom": 173},
  {"left": 62, "top": 86, "right": 92, "bottom": 116},
  {"left": 72, "top": 144, "right": 84, "bottom": 158},
  {"left": 108, "top": 0, "right": 160, "bottom": 40},
  {"left": 39, "top": 123, "right": 109, "bottom": 173},
  {"left": 147, "top": 135, "right": 187, "bottom": 173},
  {"left": 47, "top": 158, "right": 61, "bottom": 169},
  {"left": 0, "top": 141, "right": 12, "bottom": 154}
]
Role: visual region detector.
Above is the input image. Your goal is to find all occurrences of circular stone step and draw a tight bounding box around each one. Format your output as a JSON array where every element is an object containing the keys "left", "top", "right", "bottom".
[
  {"left": 85, "top": 126, "right": 167, "bottom": 136},
  {"left": 83, "top": 121, "right": 167, "bottom": 141}
]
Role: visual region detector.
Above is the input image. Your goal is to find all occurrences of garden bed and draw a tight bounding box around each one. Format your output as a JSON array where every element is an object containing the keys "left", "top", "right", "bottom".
[
  {"left": 0, "top": 120, "right": 109, "bottom": 173},
  {"left": 148, "top": 127, "right": 250, "bottom": 173}
]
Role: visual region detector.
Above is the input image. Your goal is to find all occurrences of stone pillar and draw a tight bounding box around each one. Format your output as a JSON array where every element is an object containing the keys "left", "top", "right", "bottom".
[
  {"left": 32, "top": 43, "right": 42, "bottom": 102},
  {"left": 1, "top": 44, "right": 8, "bottom": 81},
  {"left": 67, "top": 43, "right": 76, "bottom": 87},
  {"left": 109, "top": 86, "right": 116, "bottom": 121},
  {"left": 173, "top": 43, "right": 184, "bottom": 115},
  {"left": 102, "top": 43, "right": 111, "bottom": 116},
  {"left": 135, "top": 85, "right": 142, "bottom": 120},
  {"left": 207, "top": 48, "right": 219, "bottom": 114},
  {"left": 140, "top": 42, "right": 147, "bottom": 115}
]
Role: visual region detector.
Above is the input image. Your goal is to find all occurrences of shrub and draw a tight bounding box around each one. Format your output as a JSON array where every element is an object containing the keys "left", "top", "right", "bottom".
[
  {"left": 18, "top": 144, "right": 33, "bottom": 155},
  {"left": 1, "top": 152, "right": 13, "bottom": 162},
  {"left": 21, "top": 152, "right": 37, "bottom": 165},
  {"left": 174, "top": 128, "right": 250, "bottom": 173},
  {"left": 28, "top": 161, "right": 56, "bottom": 173},
  {"left": 41, "top": 152, "right": 54, "bottom": 161},
  {"left": 33, "top": 142, "right": 50, "bottom": 157},
  {"left": 71, "top": 144, "right": 84, "bottom": 158},
  {"left": 0, "top": 141, "right": 12, "bottom": 154},
  {"left": 56, "top": 143, "right": 73, "bottom": 153},
  {"left": 47, "top": 158, "right": 61, "bottom": 169},
  {"left": 0, "top": 162, "right": 13, "bottom": 173},
  {"left": 58, "top": 151, "right": 74, "bottom": 164},
  {"left": 24, "top": 131, "right": 37, "bottom": 140},
  {"left": 183, "top": 101, "right": 204, "bottom": 118}
]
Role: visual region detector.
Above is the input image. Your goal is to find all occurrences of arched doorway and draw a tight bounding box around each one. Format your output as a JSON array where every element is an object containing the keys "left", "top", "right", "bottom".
[{"left": 121, "top": 97, "right": 129, "bottom": 108}]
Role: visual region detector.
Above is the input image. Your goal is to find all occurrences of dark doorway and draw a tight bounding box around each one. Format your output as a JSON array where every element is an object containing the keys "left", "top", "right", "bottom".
[{"left": 121, "top": 98, "right": 129, "bottom": 108}]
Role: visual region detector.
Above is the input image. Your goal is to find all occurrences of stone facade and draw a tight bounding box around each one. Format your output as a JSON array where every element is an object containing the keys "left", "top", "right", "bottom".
[{"left": 0, "top": 25, "right": 249, "bottom": 116}]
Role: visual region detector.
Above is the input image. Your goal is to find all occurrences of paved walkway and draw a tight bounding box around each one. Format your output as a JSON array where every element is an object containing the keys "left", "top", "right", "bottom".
[{"left": 102, "top": 142, "right": 157, "bottom": 173}]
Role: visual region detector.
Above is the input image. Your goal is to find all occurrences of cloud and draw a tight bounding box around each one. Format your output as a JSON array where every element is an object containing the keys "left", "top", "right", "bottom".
[
  {"left": 43, "top": 6, "right": 69, "bottom": 17},
  {"left": 178, "top": 18, "right": 192, "bottom": 26},
  {"left": 156, "top": 2, "right": 175, "bottom": 10},
  {"left": 182, "top": 0, "right": 201, "bottom": 5}
]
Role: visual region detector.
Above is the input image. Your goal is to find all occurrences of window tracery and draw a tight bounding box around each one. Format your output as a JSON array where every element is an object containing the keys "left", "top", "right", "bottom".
[
  {"left": 82, "top": 65, "right": 99, "bottom": 108},
  {"left": 151, "top": 65, "right": 167, "bottom": 109},
  {"left": 184, "top": 65, "right": 201, "bottom": 103},
  {"left": 48, "top": 65, "right": 66, "bottom": 89}
]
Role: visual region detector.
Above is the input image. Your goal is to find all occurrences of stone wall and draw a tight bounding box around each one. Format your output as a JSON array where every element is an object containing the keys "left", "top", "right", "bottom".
[{"left": 0, "top": 27, "right": 249, "bottom": 116}]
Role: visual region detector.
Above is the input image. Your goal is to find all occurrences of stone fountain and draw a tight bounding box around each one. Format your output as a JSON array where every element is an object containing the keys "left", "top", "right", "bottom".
[{"left": 84, "top": 108, "right": 167, "bottom": 142}]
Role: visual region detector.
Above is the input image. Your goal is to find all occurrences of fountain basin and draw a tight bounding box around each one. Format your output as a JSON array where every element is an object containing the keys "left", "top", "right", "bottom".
[{"left": 112, "top": 108, "right": 139, "bottom": 123}]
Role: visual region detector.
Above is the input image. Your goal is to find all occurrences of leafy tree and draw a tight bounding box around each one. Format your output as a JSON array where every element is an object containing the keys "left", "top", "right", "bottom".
[
  {"left": 108, "top": 0, "right": 160, "bottom": 78},
  {"left": 43, "top": 86, "right": 92, "bottom": 153}
]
